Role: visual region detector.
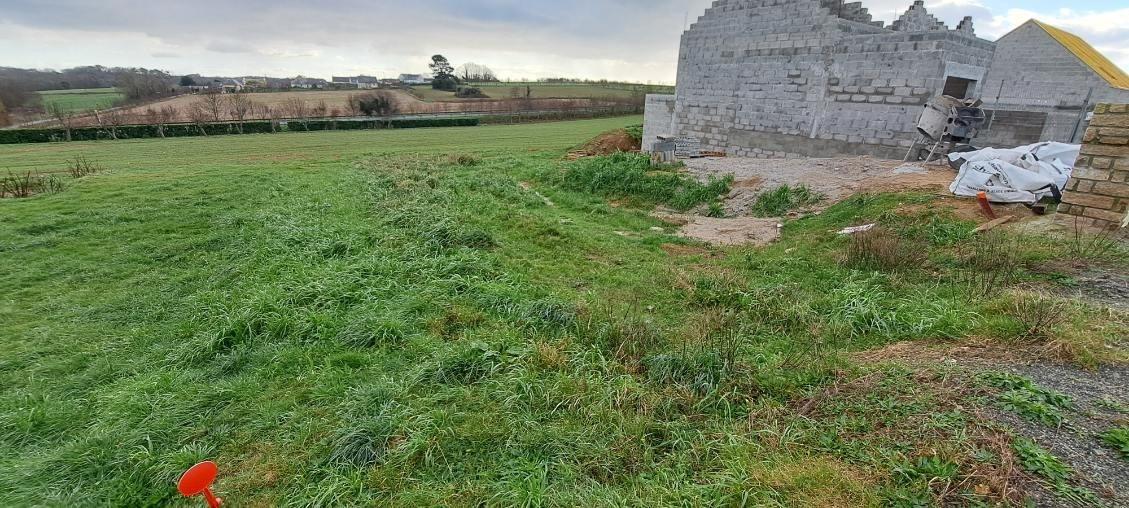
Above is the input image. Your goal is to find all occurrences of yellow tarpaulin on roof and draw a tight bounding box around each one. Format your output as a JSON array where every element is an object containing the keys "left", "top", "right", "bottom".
[{"left": 1033, "top": 20, "right": 1129, "bottom": 90}]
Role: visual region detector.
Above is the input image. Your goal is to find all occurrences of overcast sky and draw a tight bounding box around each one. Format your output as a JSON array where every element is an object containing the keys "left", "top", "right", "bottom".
[{"left": 0, "top": 0, "right": 1126, "bottom": 83}]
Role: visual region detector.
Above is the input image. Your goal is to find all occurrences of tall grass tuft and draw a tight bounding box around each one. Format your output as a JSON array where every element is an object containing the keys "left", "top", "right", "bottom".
[
  {"left": 559, "top": 152, "right": 731, "bottom": 210},
  {"left": 749, "top": 184, "right": 824, "bottom": 217}
]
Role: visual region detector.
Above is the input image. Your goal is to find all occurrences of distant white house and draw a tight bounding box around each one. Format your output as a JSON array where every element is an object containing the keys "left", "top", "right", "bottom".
[
  {"left": 332, "top": 76, "right": 380, "bottom": 89},
  {"left": 221, "top": 78, "right": 244, "bottom": 93},
  {"left": 398, "top": 74, "right": 432, "bottom": 86},
  {"left": 290, "top": 76, "right": 328, "bottom": 89}
]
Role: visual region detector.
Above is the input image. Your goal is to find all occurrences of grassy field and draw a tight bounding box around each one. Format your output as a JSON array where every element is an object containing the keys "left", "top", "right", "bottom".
[
  {"left": 39, "top": 88, "right": 124, "bottom": 113},
  {"left": 0, "top": 118, "right": 1125, "bottom": 506},
  {"left": 410, "top": 83, "right": 671, "bottom": 102}
]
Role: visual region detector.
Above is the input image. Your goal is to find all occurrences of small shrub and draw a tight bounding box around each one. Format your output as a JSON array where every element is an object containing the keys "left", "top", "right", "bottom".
[
  {"left": 1099, "top": 426, "right": 1129, "bottom": 460},
  {"left": 706, "top": 201, "right": 725, "bottom": 218},
  {"left": 959, "top": 231, "right": 1022, "bottom": 296},
  {"left": 749, "top": 184, "right": 824, "bottom": 217},
  {"left": 844, "top": 228, "right": 926, "bottom": 272},
  {"left": 447, "top": 153, "right": 481, "bottom": 166},
  {"left": 455, "top": 87, "right": 488, "bottom": 98},
  {"left": 1005, "top": 292, "right": 1069, "bottom": 342},
  {"left": 0, "top": 171, "right": 65, "bottom": 198},
  {"left": 66, "top": 155, "right": 103, "bottom": 178}
]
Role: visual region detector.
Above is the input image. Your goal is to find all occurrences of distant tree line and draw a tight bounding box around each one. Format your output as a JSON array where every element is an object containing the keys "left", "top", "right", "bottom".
[{"left": 0, "top": 66, "right": 176, "bottom": 127}]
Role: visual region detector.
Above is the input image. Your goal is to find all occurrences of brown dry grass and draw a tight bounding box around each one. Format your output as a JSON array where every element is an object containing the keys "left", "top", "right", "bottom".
[{"left": 66, "top": 90, "right": 612, "bottom": 127}]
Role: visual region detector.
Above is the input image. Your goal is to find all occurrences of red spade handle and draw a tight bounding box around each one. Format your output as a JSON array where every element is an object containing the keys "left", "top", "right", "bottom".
[{"left": 202, "top": 488, "right": 222, "bottom": 508}]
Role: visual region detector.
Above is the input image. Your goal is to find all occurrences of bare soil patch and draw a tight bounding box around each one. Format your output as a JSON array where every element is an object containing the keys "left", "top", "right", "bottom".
[
  {"left": 654, "top": 211, "right": 780, "bottom": 246},
  {"left": 686, "top": 156, "right": 954, "bottom": 217}
]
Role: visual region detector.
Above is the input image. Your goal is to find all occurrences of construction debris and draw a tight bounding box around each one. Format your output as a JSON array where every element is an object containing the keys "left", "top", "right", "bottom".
[
  {"left": 837, "top": 224, "right": 876, "bottom": 235},
  {"left": 949, "top": 142, "right": 1079, "bottom": 204},
  {"left": 972, "top": 216, "right": 1013, "bottom": 233}
]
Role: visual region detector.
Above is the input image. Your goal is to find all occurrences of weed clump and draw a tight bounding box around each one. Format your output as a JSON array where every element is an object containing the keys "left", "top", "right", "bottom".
[
  {"left": 66, "top": 155, "right": 103, "bottom": 178},
  {"left": 0, "top": 171, "right": 65, "bottom": 198},
  {"left": 1100, "top": 426, "right": 1129, "bottom": 460},
  {"left": 843, "top": 228, "right": 927, "bottom": 272},
  {"left": 981, "top": 372, "right": 1073, "bottom": 426},
  {"left": 1013, "top": 438, "right": 1100, "bottom": 505},
  {"left": 1005, "top": 292, "right": 1069, "bottom": 342},
  {"left": 559, "top": 152, "right": 731, "bottom": 211},
  {"left": 749, "top": 184, "right": 824, "bottom": 217},
  {"left": 447, "top": 153, "right": 481, "bottom": 166}
]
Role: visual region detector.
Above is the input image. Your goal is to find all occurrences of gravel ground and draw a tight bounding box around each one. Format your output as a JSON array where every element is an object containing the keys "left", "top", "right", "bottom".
[
  {"left": 991, "top": 363, "right": 1129, "bottom": 507},
  {"left": 683, "top": 156, "right": 953, "bottom": 216}
]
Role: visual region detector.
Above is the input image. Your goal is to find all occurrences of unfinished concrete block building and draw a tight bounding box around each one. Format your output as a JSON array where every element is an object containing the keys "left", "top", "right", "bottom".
[{"left": 643, "top": 0, "right": 1129, "bottom": 159}]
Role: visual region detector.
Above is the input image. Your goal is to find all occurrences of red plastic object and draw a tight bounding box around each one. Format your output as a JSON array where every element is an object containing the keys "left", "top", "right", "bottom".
[
  {"left": 178, "top": 461, "right": 222, "bottom": 508},
  {"left": 977, "top": 191, "right": 997, "bottom": 219}
]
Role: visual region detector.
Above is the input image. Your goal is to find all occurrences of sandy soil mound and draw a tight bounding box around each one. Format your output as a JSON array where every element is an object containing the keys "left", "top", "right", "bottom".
[{"left": 567, "top": 129, "right": 640, "bottom": 159}]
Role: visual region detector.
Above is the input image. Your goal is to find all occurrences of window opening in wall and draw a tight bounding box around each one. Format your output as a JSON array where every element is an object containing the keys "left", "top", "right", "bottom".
[{"left": 942, "top": 77, "right": 976, "bottom": 99}]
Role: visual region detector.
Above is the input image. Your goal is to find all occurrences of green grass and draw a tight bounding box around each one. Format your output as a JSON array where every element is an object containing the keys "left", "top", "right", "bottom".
[
  {"left": 1100, "top": 427, "right": 1129, "bottom": 460},
  {"left": 749, "top": 184, "right": 825, "bottom": 217},
  {"left": 0, "top": 117, "right": 1124, "bottom": 506},
  {"left": 38, "top": 88, "right": 124, "bottom": 113},
  {"left": 556, "top": 152, "right": 732, "bottom": 210}
]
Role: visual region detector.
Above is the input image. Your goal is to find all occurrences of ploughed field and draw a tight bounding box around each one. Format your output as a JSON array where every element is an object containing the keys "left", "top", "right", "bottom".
[{"left": 0, "top": 118, "right": 1126, "bottom": 506}]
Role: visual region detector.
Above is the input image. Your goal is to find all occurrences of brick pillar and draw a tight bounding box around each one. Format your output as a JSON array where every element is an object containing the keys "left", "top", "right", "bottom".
[{"left": 1059, "top": 104, "right": 1129, "bottom": 229}]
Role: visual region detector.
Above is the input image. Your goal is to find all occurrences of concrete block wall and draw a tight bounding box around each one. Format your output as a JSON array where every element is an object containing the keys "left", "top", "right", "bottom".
[
  {"left": 669, "top": 1, "right": 1125, "bottom": 159},
  {"left": 981, "top": 21, "right": 1129, "bottom": 146},
  {"left": 1059, "top": 104, "right": 1129, "bottom": 229},
  {"left": 673, "top": 0, "right": 993, "bottom": 159},
  {"left": 642, "top": 94, "right": 676, "bottom": 152}
]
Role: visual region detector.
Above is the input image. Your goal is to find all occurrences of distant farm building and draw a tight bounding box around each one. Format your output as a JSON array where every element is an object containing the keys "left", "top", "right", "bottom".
[
  {"left": 290, "top": 76, "right": 328, "bottom": 89},
  {"left": 332, "top": 76, "right": 381, "bottom": 89},
  {"left": 399, "top": 74, "right": 432, "bottom": 86}
]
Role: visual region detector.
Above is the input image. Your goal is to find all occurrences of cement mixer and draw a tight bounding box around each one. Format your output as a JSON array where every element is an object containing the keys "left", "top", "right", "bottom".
[{"left": 904, "top": 95, "right": 987, "bottom": 164}]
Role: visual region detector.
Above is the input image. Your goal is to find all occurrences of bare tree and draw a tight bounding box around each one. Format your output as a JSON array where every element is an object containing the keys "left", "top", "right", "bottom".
[
  {"left": 227, "top": 93, "right": 253, "bottom": 133},
  {"left": 188, "top": 102, "right": 210, "bottom": 136},
  {"left": 284, "top": 97, "right": 309, "bottom": 130},
  {"left": 200, "top": 91, "right": 224, "bottom": 122},
  {"left": 312, "top": 100, "right": 328, "bottom": 118},
  {"left": 48, "top": 103, "right": 74, "bottom": 141},
  {"left": 266, "top": 105, "right": 283, "bottom": 133},
  {"left": 0, "top": 100, "right": 8, "bottom": 128},
  {"left": 345, "top": 94, "right": 360, "bottom": 117},
  {"left": 106, "top": 108, "right": 126, "bottom": 140},
  {"left": 92, "top": 108, "right": 112, "bottom": 139},
  {"left": 146, "top": 105, "right": 177, "bottom": 138}
]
